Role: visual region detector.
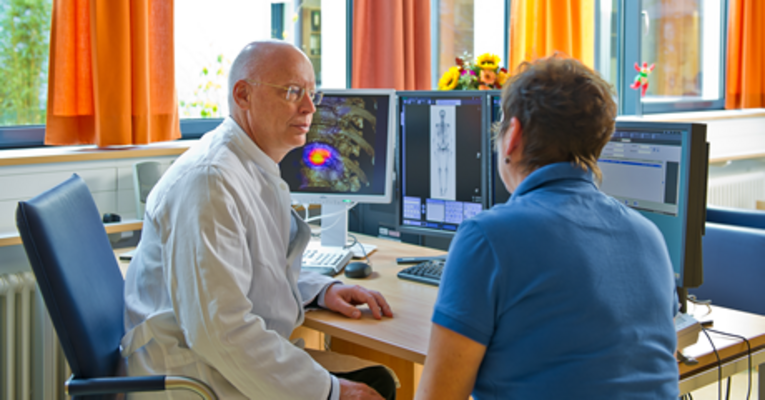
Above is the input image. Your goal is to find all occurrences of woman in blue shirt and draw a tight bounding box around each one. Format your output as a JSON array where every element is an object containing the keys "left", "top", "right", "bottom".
[{"left": 415, "top": 57, "right": 679, "bottom": 399}]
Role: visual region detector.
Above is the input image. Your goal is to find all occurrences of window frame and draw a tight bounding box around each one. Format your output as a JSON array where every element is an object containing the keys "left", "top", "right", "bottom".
[
  {"left": 615, "top": 0, "right": 728, "bottom": 115},
  {"left": 0, "top": 125, "right": 46, "bottom": 149}
]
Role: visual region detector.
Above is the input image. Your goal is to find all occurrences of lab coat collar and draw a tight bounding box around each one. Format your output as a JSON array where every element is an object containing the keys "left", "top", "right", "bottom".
[{"left": 222, "top": 116, "right": 282, "bottom": 178}]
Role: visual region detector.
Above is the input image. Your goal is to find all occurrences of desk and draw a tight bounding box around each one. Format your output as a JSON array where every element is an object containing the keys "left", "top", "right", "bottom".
[
  {"left": 117, "top": 235, "right": 765, "bottom": 399},
  {"left": 302, "top": 235, "right": 765, "bottom": 399}
]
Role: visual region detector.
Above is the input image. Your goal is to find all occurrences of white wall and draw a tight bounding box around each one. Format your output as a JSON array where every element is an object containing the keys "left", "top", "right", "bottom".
[{"left": 0, "top": 155, "right": 176, "bottom": 236}]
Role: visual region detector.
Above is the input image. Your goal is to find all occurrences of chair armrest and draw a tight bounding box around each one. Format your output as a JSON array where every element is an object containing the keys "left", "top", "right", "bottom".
[{"left": 66, "top": 375, "right": 218, "bottom": 400}]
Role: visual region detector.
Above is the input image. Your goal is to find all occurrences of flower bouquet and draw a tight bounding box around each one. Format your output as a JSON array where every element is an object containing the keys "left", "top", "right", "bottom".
[{"left": 438, "top": 52, "right": 508, "bottom": 90}]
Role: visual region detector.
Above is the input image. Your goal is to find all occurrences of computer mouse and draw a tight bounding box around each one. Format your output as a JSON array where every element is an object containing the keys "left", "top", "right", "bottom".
[{"left": 344, "top": 262, "right": 373, "bottom": 279}]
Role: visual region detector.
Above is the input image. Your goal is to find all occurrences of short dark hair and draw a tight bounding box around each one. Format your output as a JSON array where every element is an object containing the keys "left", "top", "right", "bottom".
[{"left": 494, "top": 56, "right": 617, "bottom": 181}]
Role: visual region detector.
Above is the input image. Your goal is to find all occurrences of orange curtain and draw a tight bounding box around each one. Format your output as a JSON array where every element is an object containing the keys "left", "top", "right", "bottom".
[
  {"left": 352, "top": 0, "right": 431, "bottom": 90},
  {"left": 509, "top": 0, "right": 594, "bottom": 72},
  {"left": 725, "top": 0, "right": 765, "bottom": 109},
  {"left": 46, "top": 0, "right": 180, "bottom": 147}
]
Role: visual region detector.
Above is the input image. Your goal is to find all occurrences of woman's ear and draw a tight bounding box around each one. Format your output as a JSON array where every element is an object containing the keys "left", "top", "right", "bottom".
[{"left": 503, "top": 117, "right": 523, "bottom": 158}]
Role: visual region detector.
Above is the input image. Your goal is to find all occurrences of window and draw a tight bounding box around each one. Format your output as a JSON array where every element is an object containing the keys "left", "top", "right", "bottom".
[
  {"left": 176, "top": 0, "right": 347, "bottom": 137},
  {"left": 175, "top": 1, "right": 273, "bottom": 120},
  {"left": 639, "top": 0, "right": 724, "bottom": 111},
  {"left": 432, "top": 0, "right": 507, "bottom": 89},
  {"left": 595, "top": 0, "right": 619, "bottom": 91},
  {"left": 0, "top": 0, "right": 347, "bottom": 149},
  {"left": 600, "top": 0, "right": 727, "bottom": 115},
  {"left": 0, "top": 0, "right": 51, "bottom": 148}
]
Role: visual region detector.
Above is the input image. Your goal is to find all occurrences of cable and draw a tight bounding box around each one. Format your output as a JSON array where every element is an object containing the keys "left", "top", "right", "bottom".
[
  {"left": 346, "top": 233, "right": 371, "bottom": 266},
  {"left": 700, "top": 326, "right": 723, "bottom": 400},
  {"left": 706, "top": 328, "right": 752, "bottom": 400},
  {"left": 687, "top": 294, "right": 713, "bottom": 315}
]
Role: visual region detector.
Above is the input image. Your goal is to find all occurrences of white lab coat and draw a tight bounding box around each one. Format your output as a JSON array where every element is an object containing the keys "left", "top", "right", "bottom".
[{"left": 122, "top": 117, "right": 339, "bottom": 399}]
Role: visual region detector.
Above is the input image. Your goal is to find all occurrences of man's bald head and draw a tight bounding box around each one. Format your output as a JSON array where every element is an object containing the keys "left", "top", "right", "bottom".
[
  {"left": 226, "top": 40, "right": 317, "bottom": 163},
  {"left": 227, "top": 40, "right": 308, "bottom": 112}
]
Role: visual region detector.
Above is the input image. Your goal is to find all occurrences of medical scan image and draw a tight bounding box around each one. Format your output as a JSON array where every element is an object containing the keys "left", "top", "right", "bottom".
[
  {"left": 430, "top": 106, "right": 457, "bottom": 200},
  {"left": 299, "top": 96, "right": 378, "bottom": 192}
]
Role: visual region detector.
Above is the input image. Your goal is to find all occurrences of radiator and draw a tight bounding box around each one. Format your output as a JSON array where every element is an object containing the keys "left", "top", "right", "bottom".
[
  {"left": 0, "top": 271, "right": 69, "bottom": 400},
  {"left": 707, "top": 172, "right": 765, "bottom": 210}
]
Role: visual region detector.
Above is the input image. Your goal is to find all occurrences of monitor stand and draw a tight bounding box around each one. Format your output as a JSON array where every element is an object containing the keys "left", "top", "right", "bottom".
[{"left": 321, "top": 204, "right": 377, "bottom": 258}]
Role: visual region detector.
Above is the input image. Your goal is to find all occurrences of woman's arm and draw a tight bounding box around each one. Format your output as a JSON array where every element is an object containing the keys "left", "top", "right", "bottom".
[{"left": 415, "top": 323, "right": 487, "bottom": 400}]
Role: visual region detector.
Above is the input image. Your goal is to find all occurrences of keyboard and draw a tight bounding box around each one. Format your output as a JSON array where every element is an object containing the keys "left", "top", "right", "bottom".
[
  {"left": 397, "top": 259, "right": 445, "bottom": 286},
  {"left": 302, "top": 242, "right": 352, "bottom": 276}
]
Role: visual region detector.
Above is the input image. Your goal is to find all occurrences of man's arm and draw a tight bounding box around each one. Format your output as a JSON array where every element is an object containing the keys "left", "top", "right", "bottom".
[
  {"left": 166, "top": 170, "right": 333, "bottom": 399},
  {"left": 415, "top": 323, "right": 486, "bottom": 400}
]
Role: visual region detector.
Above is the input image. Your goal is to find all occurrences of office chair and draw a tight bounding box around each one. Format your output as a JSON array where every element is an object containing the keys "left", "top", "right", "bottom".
[
  {"left": 15, "top": 174, "right": 217, "bottom": 399},
  {"left": 133, "top": 161, "right": 164, "bottom": 220},
  {"left": 707, "top": 204, "right": 765, "bottom": 230},
  {"left": 689, "top": 222, "right": 765, "bottom": 316}
]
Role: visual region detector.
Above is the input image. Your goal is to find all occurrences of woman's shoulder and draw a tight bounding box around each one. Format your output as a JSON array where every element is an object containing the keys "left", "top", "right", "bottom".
[{"left": 472, "top": 198, "right": 549, "bottom": 230}]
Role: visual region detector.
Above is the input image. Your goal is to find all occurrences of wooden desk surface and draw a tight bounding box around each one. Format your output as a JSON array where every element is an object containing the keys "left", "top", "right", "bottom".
[
  {"left": 680, "top": 305, "right": 765, "bottom": 378},
  {"left": 303, "top": 236, "right": 444, "bottom": 365}
]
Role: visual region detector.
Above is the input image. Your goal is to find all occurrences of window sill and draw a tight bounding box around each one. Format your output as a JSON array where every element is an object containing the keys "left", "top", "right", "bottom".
[
  {"left": 617, "top": 108, "right": 765, "bottom": 123},
  {"left": 618, "top": 108, "right": 765, "bottom": 163},
  {"left": 0, "top": 140, "right": 196, "bottom": 167}
]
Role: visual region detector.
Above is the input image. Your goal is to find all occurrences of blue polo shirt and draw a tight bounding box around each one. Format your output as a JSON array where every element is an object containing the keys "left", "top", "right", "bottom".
[{"left": 433, "top": 162, "right": 679, "bottom": 399}]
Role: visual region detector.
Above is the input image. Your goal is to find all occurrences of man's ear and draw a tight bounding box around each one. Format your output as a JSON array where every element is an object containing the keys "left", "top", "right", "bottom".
[
  {"left": 232, "top": 80, "right": 250, "bottom": 111},
  {"left": 504, "top": 117, "right": 523, "bottom": 157}
]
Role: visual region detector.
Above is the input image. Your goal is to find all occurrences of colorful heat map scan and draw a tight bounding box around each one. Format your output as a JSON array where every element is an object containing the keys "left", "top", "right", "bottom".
[{"left": 286, "top": 95, "right": 382, "bottom": 193}]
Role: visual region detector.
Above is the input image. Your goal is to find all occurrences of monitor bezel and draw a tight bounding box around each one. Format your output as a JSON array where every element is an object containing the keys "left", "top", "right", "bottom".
[
  {"left": 396, "top": 90, "right": 491, "bottom": 238},
  {"left": 285, "top": 88, "right": 398, "bottom": 206}
]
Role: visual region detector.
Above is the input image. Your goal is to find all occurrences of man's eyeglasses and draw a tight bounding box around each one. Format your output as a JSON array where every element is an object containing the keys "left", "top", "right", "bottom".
[{"left": 245, "top": 80, "right": 323, "bottom": 105}]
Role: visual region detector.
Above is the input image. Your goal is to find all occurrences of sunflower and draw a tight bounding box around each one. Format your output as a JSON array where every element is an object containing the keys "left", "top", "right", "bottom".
[
  {"left": 438, "top": 66, "right": 461, "bottom": 90},
  {"left": 496, "top": 70, "right": 509, "bottom": 87},
  {"left": 476, "top": 53, "right": 501, "bottom": 70}
]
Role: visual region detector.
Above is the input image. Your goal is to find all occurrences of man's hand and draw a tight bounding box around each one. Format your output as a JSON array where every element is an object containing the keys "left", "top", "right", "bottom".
[
  {"left": 323, "top": 284, "right": 393, "bottom": 320},
  {"left": 339, "top": 378, "right": 385, "bottom": 400}
]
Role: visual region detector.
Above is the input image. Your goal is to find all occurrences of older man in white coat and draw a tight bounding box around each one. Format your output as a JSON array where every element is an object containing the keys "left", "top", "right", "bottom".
[{"left": 122, "top": 40, "right": 395, "bottom": 400}]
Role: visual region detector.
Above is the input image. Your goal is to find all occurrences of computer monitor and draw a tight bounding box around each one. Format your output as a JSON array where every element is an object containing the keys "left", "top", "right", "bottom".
[
  {"left": 280, "top": 89, "right": 396, "bottom": 250},
  {"left": 598, "top": 121, "right": 708, "bottom": 312},
  {"left": 487, "top": 91, "right": 512, "bottom": 206},
  {"left": 398, "top": 91, "right": 489, "bottom": 237}
]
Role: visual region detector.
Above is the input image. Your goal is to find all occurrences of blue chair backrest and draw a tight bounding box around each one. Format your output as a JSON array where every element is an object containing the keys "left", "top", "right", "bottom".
[
  {"left": 690, "top": 222, "right": 765, "bottom": 315},
  {"left": 16, "top": 174, "right": 126, "bottom": 379},
  {"left": 707, "top": 205, "right": 765, "bottom": 230}
]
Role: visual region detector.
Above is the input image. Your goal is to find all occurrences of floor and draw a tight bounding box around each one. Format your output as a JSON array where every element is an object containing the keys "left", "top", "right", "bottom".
[{"left": 688, "top": 368, "right": 759, "bottom": 399}]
